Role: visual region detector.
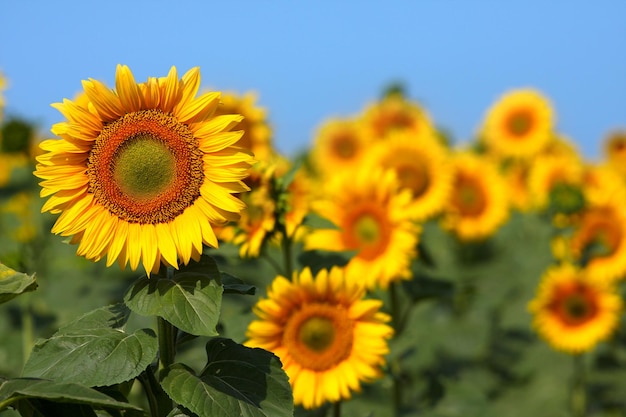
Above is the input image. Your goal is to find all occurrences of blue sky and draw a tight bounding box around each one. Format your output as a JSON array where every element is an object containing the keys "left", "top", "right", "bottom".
[{"left": 1, "top": 1, "right": 624, "bottom": 160}]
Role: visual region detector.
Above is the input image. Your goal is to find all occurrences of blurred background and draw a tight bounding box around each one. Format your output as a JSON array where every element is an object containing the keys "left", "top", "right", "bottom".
[{"left": 1, "top": 0, "right": 624, "bottom": 160}]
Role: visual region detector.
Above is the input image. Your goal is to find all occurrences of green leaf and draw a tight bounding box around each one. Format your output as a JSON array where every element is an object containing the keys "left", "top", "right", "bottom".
[
  {"left": 124, "top": 255, "right": 223, "bottom": 336},
  {"left": 22, "top": 305, "right": 158, "bottom": 387},
  {"left": 221, "top": 272, "right": 256, "bottom": 295},
  {"left": 161, "top": 338, "right": 293, "bottom": 417},
  {"left": 0, "top": 263, "right": 37, "bottom": 305},
  {"left": 0, "top": 378, "right": 142, "bottom": 412}
]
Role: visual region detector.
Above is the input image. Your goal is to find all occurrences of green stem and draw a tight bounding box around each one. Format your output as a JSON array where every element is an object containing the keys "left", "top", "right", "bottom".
[
  {"left": 282, "top": 234, "right": 294, "bottom": 278},
  {"left": 0, "top": 395, "right": 25, "bottom": 412},
  {"left": 571, "top": 353, "right": 587, "bottom": 417},
  {"left": 157, "top": 316, "right": 176, "bottom": 373},
  {"left": 332, "top": 400, "right": 341, "bottom": 417},
  {"left": 20, "top": 295, "right": 33, "bottom": 367},
  {"left": 389, "top": 281, "right": 402, "bottom": 334},
  {"left": 138, "top": 372, "right": 160, "bottom": 417},
  {"left": 261, "top": 249, "right": 285, "bottom": 276}
]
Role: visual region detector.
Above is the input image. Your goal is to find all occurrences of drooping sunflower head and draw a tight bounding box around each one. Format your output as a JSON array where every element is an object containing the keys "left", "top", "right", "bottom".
[
  {"left": 212, "top": 90, "right": 274, "bottom": 162},
  {"left": 568, "top": 201, "right": 626, "bottom": 284},
  {"left": 361, "top": 129, "right": 453, "bottom": 222},
  {"left": 441, "top": 151, "right": 510, "bottom": 241},
  {"left": 528, "top": 263, "right": 622, "bottom": 354},
  {"left": 35, "top": 65, "right": 253, "bottom": 274},
  {"left": 245, "top": 267, "right": 394, "bottom": 409},
  {"left": 310, "top": 117, "right": 373, "bottom": 178},
  {"left": 481, "top": 88, "right": 554, "bottom": 159},
  {"left": 361, "top": 93, "right": 435, "bottom": 140},
  {"left": 304, "top": 167, "right": 419, "bottom": 289}
]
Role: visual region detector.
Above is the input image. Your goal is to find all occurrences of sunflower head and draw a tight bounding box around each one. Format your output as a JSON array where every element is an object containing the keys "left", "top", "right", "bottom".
[
  {"left": 245, "top": 267, "right": 393, "bottom": 409},
  {"left": 35, "top": 65, "right": 253, "bottom": 274},
  {"left": 604, "top": 129, "right": 626, "bottom": 176},
  {"left": 481, "top": 88, "right": 554, "bottom": 159},
  {"left": 361, "top": 93, "right": 435, "bottom": 140},
  {"left": 528, "top": 263, "right": 622, "bottom": 354}
]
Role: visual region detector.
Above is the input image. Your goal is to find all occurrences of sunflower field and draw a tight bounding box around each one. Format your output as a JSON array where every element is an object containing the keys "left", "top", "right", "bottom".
[{"left": 1, "top": 65, "right": 626, "bottom": 417}]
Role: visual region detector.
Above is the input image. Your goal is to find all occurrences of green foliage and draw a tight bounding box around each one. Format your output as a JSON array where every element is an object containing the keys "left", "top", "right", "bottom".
[
  {"left": 124, "top": 256, "right": 223, "bottom": 337},
  {"left": 0, "top": 264, "right": 37, "bottom": 305},
  {"left": 161, "top": 338, "right": 293, "bottom": 417}
]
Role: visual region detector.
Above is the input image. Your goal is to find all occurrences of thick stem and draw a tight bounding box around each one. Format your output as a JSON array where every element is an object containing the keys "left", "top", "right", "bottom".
[
  {"left": 571, "top": 353, "right": 587, "bottom": 417},
  {"left": 282, "top": 234, "right": 294, "bottom": 278},
  {"left": 20, "top": 295, "right": 33, "bottom": 367},
  {"left": 332, "top": 400, "right": 341, "bottom": 417},
  {"left": 389, "top": 281, "right": 402, "bottom": 333},
  {"left": 157, "top": 316, "right": 176, "bottom": 373}
]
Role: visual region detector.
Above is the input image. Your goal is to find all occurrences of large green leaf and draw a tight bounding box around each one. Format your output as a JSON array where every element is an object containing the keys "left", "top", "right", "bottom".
[
  {"left": 161, "top": 338, "right": 293, "bottom": 417},
  {"left": 22, "top": 304, "right": 158, "bottom": 387},
  {"left": 124, "top": 255, "right": 223, "bottom": 336},
  {"left": 0, "top": 378, "right": 142, "bottom": 412},
  {"left": 0, "top": 263, "right": 37, "bottom": 305}
]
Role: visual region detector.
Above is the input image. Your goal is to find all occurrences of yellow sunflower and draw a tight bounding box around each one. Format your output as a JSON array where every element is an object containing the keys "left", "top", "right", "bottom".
[
  {"left": 34, "top": 65, "right": 253, "bottom": 274},
  {"left": 304, "top": 168, "right": 419, "bottom": 290},
  {"left": 441, "top": 152, "right": 510, "bottom": 241},
  {"left": 528, "top": 263, "right": 622, "bottom": 354},
  {"left": 481, "top": 88, "right": 554, "bottom": 159},
  {"left": 500, "top": 160, "right": 533, "bottom": 212},
  {"left": 361, "top": 93, "right": 435, "bottom": 140},
  {"left": 310, "top": 117, "right": 373, "bottom": 178},
  {"left": 527, "top": 153, "right": 585, "bottom": 211},
  {"left": 568, "top": 201, "right": 626, "bottom": 284},
  {"left": 581, "top": 163, "right": 626, "bottom": 207},
  {"left": 212, "top": 91, "right": 274, "bottom": 162},
  {"left": 361, "top": 129, "right": 453, "bottom": 221},
  {"left": 245, "top": 267, "right": 394, "bottom": 409},
  {"left": 603, "top": 129, "right": 626, "bottom": 177}
]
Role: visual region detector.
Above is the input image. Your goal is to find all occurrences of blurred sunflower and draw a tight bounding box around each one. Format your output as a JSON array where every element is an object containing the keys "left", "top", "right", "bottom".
[
  {"left": 0, "top": 153, "right": 29, "bottom": 188},
  {"left": 35, "top": 65, "right": 253, "bottom": 274},
  {"left": 212, "top": 91, "right": 274, "bottom": 162},
  {"left": 361, "top": 93, "right": 435, "bottom": 140},
  {"left": 527, "top": 153, "right": 585, "bottom": 211},
  {"left": 362, "top": 130, "right": 452, "bottom": 221},
  {"left": 481, "top": 88, "right": 554, "bottom": 159},
  {"left": 0, "top": 191, "right": 37, "bottom": 243},
  {"left": 528, "top": 263, "right": 622, "bottom": 354},
  {"left": 501, "top": 160, "right": 533, "bottom": 212},
  {"left": 230, "top": 163, "right": 277, "bottom": 258},
  {"left": 603, "top": 129, "right": 626, "bottom": 177},
  {"left": 310, "top": 118, "right": 373, "bottom": 178},
  {"left": 581, "top": 164, "right": 626, "bottom": 207},
  {"left": 441, "top": 152, "right": 509, "bottom": 241},
  {"left": 568, "top": 201, "right": 626, "bottom": 284},
  {"left": 305, "top": 168, "right": 419, "bottom": 290},
  {"left": 245, "top": 267, "right": 393, "bottom": 409}
]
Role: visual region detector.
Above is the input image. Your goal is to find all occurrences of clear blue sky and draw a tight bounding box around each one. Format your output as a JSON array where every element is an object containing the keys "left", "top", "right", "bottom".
[{"left": 1, "top": 1, "right": 624, "bottom": 160}]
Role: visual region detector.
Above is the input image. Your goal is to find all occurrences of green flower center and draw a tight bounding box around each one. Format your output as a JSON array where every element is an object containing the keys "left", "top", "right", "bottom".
[
  {"left": 113, "top": 135, "right": 176, "bottom": 201},
  {"left": 507, "top": 109, "right": 533, "bottom": 137},
  {"left": 355, "top": 214, "right": 380, "bottom": 245},
  {"left": 299, "top": 317, "right": 335, "bottom": 352}
]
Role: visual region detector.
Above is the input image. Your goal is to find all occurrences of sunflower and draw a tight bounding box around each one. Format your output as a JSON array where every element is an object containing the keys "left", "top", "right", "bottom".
[
  {"left": 212, "top": 91, "right": 274, "bottom": 162},
  {"left": 567, "top": 201, "right": 626, "bottom": 284},
  {"left": 310, "top": 117, "right": 373, "bottom": 178},
  {"left": 34, "top": 65, "right": 253, "bottom": 274},
  {"left": 441, "top": 152, "right": 510, "bottom": 241},
  {"left": 304, "top": 168, "right": 419, "bottom": 290},
  {"left": 500, "top": 159, "right": 533, "bottom": 212},
  {"left": 528, "top": 263, "right": 622, "bottom": 354},
  {"left": 527, "top": 153, "right": 585, "bottom": 211},
  {"left": 245, "top": 267, "right": 394, "bottom": 409},
  {"left": 361, "top": 129, "right": 453, "bottom": 221},
  {"left": 361, "top": 93, "right": 434, "bottom": 140},
  {"left": 481, "top": 88, "right": 554, "bottom": 159},
  {"left": 581, "top": 163, "right": 626, "bottom": 207}
]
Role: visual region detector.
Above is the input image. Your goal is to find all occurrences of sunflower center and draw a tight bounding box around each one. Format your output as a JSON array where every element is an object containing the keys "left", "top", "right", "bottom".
[
  {"left": 299, "top": 317, "right": 335, "bottom": 352},
  {"left": 343, "top": 207, "right": 392, "bottom": 261},
  {"left": 113, "top": 136, "right": 176, "bottom": 201},
  {"left": 284, "top": 303, "right": 354, "bottom": 371},
  {"left": 332, "top": 134, "right": 357, "bottom": 159},
  {"left": 88, "top": 109, "right": 204, "bottom": 224},
  {"left": 396, "top": 163, "right": 430, "bottom": 198},
  {"left": 550, "top": 283, "right": 599, "bottom": 327},
  {"left": 506, "top": 109, "right": 534, "bottom": 138},
  {"left": 452, "top": 175, "right": 486, "bottom": 217}
]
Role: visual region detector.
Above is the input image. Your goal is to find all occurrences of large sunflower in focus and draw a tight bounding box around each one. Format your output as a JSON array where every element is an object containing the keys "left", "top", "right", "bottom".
[
  {"left": 362, "top": 130, "right": 452, "bottom": 221},
  {"left": 246, "top": 267, "right": 393, "bottom": 409},
  {"left": 528, "top": 263, "right": 622, "bottom": 354},
  {"left": 35, "top": 65, "right": 253, "bottom": 274},
  {"left": 305, "top": 168, "right": 419, "bottom": 290},
  {"left": 441, "top": 152, "right": 509, "bottom": 241},
  {"left": 481, "top": 88, "right": 554, "bottom": 159}
]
